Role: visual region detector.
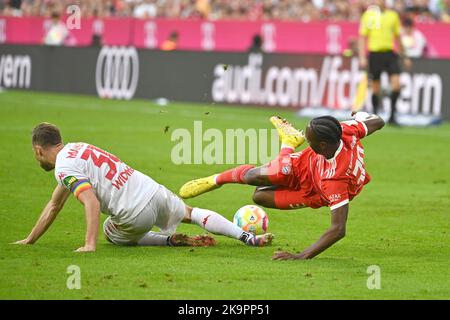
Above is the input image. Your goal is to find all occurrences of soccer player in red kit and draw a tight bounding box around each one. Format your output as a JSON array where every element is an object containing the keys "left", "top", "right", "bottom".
[{"left": 179, "top": 112, "right": 385, "bottom": 259}]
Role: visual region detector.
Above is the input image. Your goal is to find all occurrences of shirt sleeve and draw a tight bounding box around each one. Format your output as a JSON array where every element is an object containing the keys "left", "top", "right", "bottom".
[
  {"left": 55, "top": 159, "right": 92, "bottom": 199},
  {"left": 341, "top": 120, "right": 368, "bottom": 140},
  {"left": 359, "top": 12, "right": 369, "bottom": 36},
  {"left": 322, "top": 179, "right": 349, "bottom": 211}
]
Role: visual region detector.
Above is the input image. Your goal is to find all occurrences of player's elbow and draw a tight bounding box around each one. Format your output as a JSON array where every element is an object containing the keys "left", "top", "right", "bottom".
[
  {"left": 86, "top": 198, "right": 100, "bottom": 212},
  {"left": 332, "top": 225, "right": 346, "bottom": 240},
  {"left": 377, "top": 117, "right": 386, "bottom": 130},
  {"left": 337, "top": 229, "right": 346, "bottom": 240}
]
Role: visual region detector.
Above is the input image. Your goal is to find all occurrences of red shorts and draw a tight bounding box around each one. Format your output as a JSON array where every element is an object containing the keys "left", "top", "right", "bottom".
[
  {"left": 273, "top": 187, "right": 324, "bottom": 209},
  {"left": 264, "top": 150, "right": 326, "bottom": 210}
]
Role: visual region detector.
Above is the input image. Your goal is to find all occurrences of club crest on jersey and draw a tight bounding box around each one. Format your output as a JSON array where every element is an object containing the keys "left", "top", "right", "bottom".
[
  {"left": 281, "top": 165, "right": 292, "bottom": 175},
  {"left": 63, "top": 176, "right": 78, "bottom": 189}
]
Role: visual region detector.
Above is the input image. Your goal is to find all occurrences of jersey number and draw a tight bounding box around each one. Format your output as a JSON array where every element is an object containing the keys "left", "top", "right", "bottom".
[
  {"left": 80, "top": 145, "right": 121, "bottom": 181},
  {"left": 352, "top": 145, "right": 366, "bottom": 184}
]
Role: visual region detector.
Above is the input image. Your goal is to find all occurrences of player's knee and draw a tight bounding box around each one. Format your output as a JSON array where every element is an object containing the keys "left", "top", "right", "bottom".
[
  {"left": 242, "top": 168, "right": 258, "bottom": 184},
  {"left": 252, "top": 190, "right": 274, "bottom": 208},
  {"left": 244, "top": 168, "right": 270, "bottom": 186},
  {"left": 335, "top": 226, "right": 346, "bottom": 240},
  {"left": 252, "top": 191, "right": 264, "bottom": 205}
]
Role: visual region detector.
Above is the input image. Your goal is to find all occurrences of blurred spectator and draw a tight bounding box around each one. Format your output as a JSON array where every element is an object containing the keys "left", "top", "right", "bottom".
[
  {"left": 2, "top": 0, "right": 22, "bottom": 16},
  {"left": 133, "top": 0, "right": 157, "bottom": 19},
  {"left": 401, "top": 16, "right": 427, "bottom": 57},
  {"left": 248, "top": 34, "right": 263, "bottom": 53},
  {"left": 9, "top": 0, "right": 21, "bottom": 12},
  {"left": 161, "top": 31, "right": 179, "bottom": 51},
  {"left": 196, "top": 0, "right": 211, "bottom": 18},
  {"left": 0, "top": 0, "right": 449, "bottom": 22},
  {"left": 342, "top": 36, "right": 358, "bottom": 57},
  {"left": 43, "top": 11, "right": 68, "bottom": 46}
]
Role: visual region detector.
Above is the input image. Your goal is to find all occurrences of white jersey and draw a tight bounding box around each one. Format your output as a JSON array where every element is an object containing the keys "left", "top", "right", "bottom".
[{"left": 54, "top": 142, "right": 159, "bottom": 223}]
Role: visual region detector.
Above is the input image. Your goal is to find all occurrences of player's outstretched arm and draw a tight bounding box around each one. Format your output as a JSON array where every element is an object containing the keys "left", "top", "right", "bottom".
[
  {"left": 353, "top": 111, "right": 385, "bottom": 136},
  {"left": 75, "top": 189, "right": 101, "bottom": 252},
  {"left": 273, "top": 204, "right": 349, "bottom": 260},
  {"left": 364, "top": 115, "right": 385, "bottom": 136},
  {"left": 12, "top": 185, "right": 70, "bottom": 245}
]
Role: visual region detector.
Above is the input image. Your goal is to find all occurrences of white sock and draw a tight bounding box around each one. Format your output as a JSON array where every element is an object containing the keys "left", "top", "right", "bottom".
[
  {"left": 191, "top": 207, "right": 247, "bottom": 241},
  {"left": 137, "top": 231, "right": 170, "bottom": 246}
]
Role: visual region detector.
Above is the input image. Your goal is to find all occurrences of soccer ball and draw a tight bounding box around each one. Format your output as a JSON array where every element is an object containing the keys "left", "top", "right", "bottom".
[{"left": 233, "top": 205, "right": 269, "bottom": 235}]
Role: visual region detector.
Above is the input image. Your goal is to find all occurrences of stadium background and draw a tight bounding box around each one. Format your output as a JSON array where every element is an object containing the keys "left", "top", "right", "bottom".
[{"left": 0, "top": 0, "right": 449, "bottom": 300}]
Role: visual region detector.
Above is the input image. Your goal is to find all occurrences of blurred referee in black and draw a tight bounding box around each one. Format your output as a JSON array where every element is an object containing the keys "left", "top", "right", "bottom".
[{"left": 358, "top": 0, "right": 412, "bottom": 125}]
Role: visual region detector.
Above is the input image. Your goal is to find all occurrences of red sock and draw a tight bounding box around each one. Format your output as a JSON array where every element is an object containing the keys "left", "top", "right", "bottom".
[{"left": 216, "top": 165, "right": 255, "bottom": 185}]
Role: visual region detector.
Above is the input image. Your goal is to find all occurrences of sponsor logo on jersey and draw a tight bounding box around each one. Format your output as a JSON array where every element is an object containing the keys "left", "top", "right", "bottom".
[
  {"left": 63, "top": 176, "right": 78, "bottom": 189},
  {"left": 111, "top": 166, "right": 135, "bottom": 190},
  {"left": 329, "top": 194, "right": 342, "bottom": 203}
]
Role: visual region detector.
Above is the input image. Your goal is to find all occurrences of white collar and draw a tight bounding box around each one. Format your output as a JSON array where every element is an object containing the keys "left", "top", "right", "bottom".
[{"left": 325, "top": 140, "right": 343, "bottom": 163}]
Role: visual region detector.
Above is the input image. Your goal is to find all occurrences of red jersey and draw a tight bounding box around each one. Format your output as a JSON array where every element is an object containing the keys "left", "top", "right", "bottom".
[{"left": 292, "top": 120, "right": 371, "bottom": 210}]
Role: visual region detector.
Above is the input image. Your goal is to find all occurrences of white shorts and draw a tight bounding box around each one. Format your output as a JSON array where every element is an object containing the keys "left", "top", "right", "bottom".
[{"left": 103, "top": 185, "right": 186, "bottom": 246}]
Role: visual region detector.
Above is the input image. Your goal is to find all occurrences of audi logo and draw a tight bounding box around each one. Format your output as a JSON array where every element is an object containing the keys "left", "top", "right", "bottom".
[{"left": 96, "top": 46, "right": 139, "bottom": 100}]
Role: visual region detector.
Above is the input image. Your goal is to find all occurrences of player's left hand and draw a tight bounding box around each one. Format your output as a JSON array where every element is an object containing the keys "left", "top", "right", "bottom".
[
  {"left": 272, "top": 251, "right": 305, "bottom": 260},
  {"left": 75, "top": 245, "right": 96, "bottom": 253}
]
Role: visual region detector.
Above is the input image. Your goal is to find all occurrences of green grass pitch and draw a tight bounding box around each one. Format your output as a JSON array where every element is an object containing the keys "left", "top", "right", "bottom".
[{"left": 0, "top": 91, "right": 449, "bottom": 299}]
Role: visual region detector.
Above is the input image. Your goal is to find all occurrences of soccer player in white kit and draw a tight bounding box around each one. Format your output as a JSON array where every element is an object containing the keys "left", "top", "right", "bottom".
[{"left": 13, "top": 123, "right": 273, "bottom": 252}]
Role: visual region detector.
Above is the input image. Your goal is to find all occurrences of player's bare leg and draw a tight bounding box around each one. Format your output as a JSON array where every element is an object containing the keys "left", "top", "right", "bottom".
[
  {"left": 252, "top": 186, "right": 277, "bottom": 208},
  {"left": 183, "top": 206, "right": 273, "bottom": 247},
  {"left": 179, "top": 116, "right": 303, "bottom": 199}
]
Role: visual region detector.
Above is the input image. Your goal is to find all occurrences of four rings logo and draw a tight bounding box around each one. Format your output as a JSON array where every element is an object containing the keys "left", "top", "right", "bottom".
[{"left": 95, "top": 46, "right": 139, "bottom": 100}]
